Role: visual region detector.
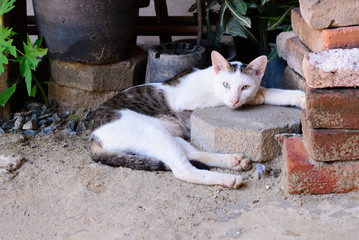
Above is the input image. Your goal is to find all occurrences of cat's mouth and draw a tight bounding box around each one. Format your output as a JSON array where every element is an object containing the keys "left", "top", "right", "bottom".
[{"left": 229, "top": 103, "right": 241, "bottom": 109}]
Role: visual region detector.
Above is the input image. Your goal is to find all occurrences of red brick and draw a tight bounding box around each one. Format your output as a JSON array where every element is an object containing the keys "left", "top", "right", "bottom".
[
  {"left": 299, "top": 0, "right": 359, "bottom": 30},
  {"left": 291, "top": 8, "right": 359, "bottom": 52},
  {"left": 305, "top": 86, "right": 359, "bottom": 129},
  {"left": 286, "top": 37, "right": 311, "bottom": 77},
  {"left": 302, "top": 48, "right": 359, "bottom": 88},
  {"left": 283, "top": 136, "right": 359, "bottom": 194},
  {"left": 302, "top": 114, "right": 359, "bottom": 162}
]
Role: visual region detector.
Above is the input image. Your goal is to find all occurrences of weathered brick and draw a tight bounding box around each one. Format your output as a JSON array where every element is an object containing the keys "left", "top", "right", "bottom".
[
  {"left": 283, "top": 136, "right": 359, "bottom": 194},
  {"left": 286, "top": 37, "right": 311, "bottom": 77},
  {"left": 299, "top": 0, "right": 359, "bottom": 30},
  {"left": 291, "top": 8, "right": 359, "bottom": 52},
  {"left": 50, "top": 46, "right": 147, "bottom": 91},
  {"left": 48, "top": 81, "right": 120, "bottom": 110},
  {"left": 305, "top": 86, "right": 359, "bottom": 129},
  {"left": 302, "top": 48, "right": 359, "bottom": 88},
  {"left": 302, "top": 113, "right": 359, "bottom": 162},
  {"left": 284, "top": 67, "right": 306, "bottom": 91},
  {"left": 276, "top": 31, "right": 296, "bottom": 60},
  {"left": 191, "top": 105, "right": 301, "bottom": 162}
]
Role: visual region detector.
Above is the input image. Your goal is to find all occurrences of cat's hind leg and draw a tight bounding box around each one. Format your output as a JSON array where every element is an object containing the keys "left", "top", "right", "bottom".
[
  {"left": 92, "top": 110, "right": 244, "bottom": 188},
  {"left": 176, "top": 138, "right": 251, "bottom": 171}
]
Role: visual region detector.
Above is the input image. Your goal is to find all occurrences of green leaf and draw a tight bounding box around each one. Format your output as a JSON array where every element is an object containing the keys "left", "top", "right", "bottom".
[
  {"left": 15, "top": 34, "right": 48, "bottom": 96},
  {"left": 261, "top": 0, "right": 270, "bottom": 5},
  {"left": 224, "top": 16, "right": 247, "bottom": 38},
  {"left": 240, "top": 25, "right": 260, "bottom": 46},
  {"left": 0, "top": 82, "right": 16, "bottom": 107},
  {"left": 267, "top": 47, "right": 278, "bottom": 63},
  {"left": 30, "top": 85, "right": 37, "bottom": 97},
  {"left": 246, "top": 2, "right": 258, "bottom": 9},
  {"left": 267, "top": 4, "right": 295, "bottom": 31},
  {"left": 219, "top": 3, "right": 228, "bottom": 28},
  {"left": 188, "top": 2, "right": 197, "bottom": 12},
  {"left": 224, "top": 0, "right": 251, "bottom": 28},
  {"left": 0, "top": 0, "right": 16, "bottom": 16},
  {"left": 0, "top": 27, "right": 17, "bottom": 57},
  {"left": 33, "top": 37, "right": 44, "bottom": 49},
  {"left": 0, "top": 46, "right": 9, "bottom": 74},
  {"left": 233, "top": 0, "right": 247, "bottom": 15}
]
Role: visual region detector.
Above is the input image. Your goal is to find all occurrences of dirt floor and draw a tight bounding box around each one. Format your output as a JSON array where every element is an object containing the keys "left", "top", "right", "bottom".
[{"left": 1, "top": 129, "right": 359, "bottom": 240}]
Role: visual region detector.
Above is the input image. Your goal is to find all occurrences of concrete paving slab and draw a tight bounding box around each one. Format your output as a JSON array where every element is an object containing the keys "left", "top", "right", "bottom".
[{"left": 191, "top": 105, "right": 301, "bottom": 162}]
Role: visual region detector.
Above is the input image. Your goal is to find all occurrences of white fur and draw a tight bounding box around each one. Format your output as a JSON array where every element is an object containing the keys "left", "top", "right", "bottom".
[{"left": 92, "top": 51, "right": 305, "bottom": 188}]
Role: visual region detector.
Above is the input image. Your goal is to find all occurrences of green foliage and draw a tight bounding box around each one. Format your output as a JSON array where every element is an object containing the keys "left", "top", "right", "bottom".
[
  {"left": 0, "top": 0, "right": 48, "bottom": 107},
  {"left": 189, "top": 0, "right": 298, "bottom": 57}
]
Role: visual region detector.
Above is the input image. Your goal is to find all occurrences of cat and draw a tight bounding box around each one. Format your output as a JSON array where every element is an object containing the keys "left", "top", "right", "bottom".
[{"left": 89, "top": 51, "right": 305, "bottom": 188}]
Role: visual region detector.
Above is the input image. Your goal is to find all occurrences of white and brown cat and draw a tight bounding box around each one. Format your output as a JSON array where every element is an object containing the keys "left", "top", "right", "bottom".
[{"left": 90, "top": 51, "right": 305, "bottom": 188}]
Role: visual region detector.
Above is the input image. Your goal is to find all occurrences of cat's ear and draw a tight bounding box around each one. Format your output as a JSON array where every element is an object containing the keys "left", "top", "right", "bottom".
[
  {"left": 245, "top": 56, "right": 267, "bottom": 78},
  {"left": 211, "top": 51, "right": 230, "bottom": 74}
]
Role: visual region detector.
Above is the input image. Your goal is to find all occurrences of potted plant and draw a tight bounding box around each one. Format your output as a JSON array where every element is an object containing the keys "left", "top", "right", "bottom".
[{"left": 189, "top": 0, "right": 298, "bottom": 62}]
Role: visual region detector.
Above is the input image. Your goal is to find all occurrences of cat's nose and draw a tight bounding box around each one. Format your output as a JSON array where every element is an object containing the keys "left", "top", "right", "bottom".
[{"left": 230, "top": 99, "right": 239, "bottom": 105}]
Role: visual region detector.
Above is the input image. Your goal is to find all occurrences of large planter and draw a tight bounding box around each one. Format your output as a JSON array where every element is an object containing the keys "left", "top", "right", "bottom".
[
  {"left": 32, "top": 0, "right": 143, "bottom": 64},
  {"left": 145, "top": 42, "right": 206, "bottom": 83}
]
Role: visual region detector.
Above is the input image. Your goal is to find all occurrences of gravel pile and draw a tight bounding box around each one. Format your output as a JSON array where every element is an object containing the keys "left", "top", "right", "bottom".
[{"left": 0, "top": 100, "right": 94, "bottom": 137}]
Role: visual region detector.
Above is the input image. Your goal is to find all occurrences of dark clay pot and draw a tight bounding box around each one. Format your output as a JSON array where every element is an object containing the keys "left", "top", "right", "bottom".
[
  {"left": 177, "top": 39, "right": 236, "bottom": 66},
  {"left": 145, "top": 42, "right": 206, "bottom": 83},
  {"left": 32, "top": 0, "right": 142, "bottom": 64}
]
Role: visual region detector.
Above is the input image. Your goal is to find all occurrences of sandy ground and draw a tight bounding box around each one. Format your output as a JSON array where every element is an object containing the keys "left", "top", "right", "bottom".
[
  {"left": 10, "top": 1, "right": 359, "bottom": 239},
  {"left": 1, "top": 130, "right": 359, "bottom": 240}
]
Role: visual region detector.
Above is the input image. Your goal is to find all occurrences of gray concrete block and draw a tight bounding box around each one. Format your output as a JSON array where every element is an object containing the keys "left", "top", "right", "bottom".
[
  {"left": 48, "top": 81, "right": 120, "bottom": 110},
  {"left": 191, "top": 105, "right": 301, "bottom": 162},
  {"left": 50, "top": 46, "right": 147, "bottom": 92},
  {"left": 286, "top": 37, "right": 311, "bottom": 77},
  {"left": 276, "top": 31, "right": 295, "bottom": 60},
  {"left": 284, "top": 67, "right": 306, "bottom": 91}
]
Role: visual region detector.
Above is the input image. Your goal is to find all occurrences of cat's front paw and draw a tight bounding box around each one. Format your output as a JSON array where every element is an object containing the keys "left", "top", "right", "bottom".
[
  {"left": 230, "top": 154, "right": 251, "bottom": 171},
  {"left": 248, "top": 92, "right": 264, "bottom": 105},
  {"left": 295, "top": 91, "right": 306, "bottom": 109},
  {"left": 221, "top": 175, "right": 243, "bottom": 189}
]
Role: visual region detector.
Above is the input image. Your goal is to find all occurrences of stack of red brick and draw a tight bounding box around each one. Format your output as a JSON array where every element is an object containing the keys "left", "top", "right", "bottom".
[{"left": 279, "top": 1, "right": 359, "bottom": 194}]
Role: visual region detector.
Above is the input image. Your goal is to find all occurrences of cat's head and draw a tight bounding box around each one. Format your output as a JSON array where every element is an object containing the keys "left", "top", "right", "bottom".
[{"left": 211, "top": 51, "right": 267, "bottom": 109}]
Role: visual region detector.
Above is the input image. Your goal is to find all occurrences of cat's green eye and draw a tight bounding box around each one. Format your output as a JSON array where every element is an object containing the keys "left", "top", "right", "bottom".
[
  {"left": 223, "top": 82, "right": 230, "bottom": 89},
  {"left": 242, "top": 85, "right": 250, "bottom": 90}
]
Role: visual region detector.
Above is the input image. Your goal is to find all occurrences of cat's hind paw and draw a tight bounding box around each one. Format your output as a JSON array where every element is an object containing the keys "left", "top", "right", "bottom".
[
  {"left": 221, "top": 175, "right": 243, "bottom": 189},
  {"left": 230, "top": 154, "right": 251, "bottom": 171}
]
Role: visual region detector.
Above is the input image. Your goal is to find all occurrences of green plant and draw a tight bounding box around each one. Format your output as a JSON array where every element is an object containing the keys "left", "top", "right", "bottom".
[
  {"left": 0, "top": 0, "right": 48, "bottom": 107},
  {"left": 189, "top": 0, "right": 298, "bottom": 59}
]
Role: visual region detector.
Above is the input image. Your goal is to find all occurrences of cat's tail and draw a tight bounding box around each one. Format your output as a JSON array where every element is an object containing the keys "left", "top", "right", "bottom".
[{"left": 89, "top": 140, "right": 170, "bottom": 171}]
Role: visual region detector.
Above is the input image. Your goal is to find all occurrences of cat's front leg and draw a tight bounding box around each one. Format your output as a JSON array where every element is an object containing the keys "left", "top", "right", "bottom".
[
  {"left": 250, "top": 87, "right": 306, "bottom": 109},
  {"left": 248, "top": 88, "right": 265, "bottom": 105}
]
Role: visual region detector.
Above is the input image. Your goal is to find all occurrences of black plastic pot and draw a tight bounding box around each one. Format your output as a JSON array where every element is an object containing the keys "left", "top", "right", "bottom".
[
  {"left": 33, "top": 0, "right": 142, "bottom": 64},
  {"left": 145, "top": 42, "right": 206, "bottom": 83},
  {"left": 178, "top": 39, "right": 236, "bottom": 66}
]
